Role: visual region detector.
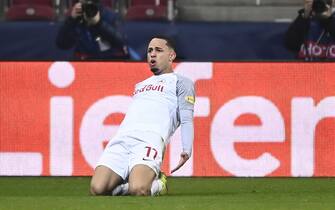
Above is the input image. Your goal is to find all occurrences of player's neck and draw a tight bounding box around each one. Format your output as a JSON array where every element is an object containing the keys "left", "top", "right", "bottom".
[{"left": 158, "top": 67, "right": 173, "bottom": 75}]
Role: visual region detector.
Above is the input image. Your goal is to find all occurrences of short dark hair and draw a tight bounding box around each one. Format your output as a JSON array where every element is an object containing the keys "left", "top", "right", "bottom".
[{"left": 150, "top": 35, "right": 176, "bottom": 50}]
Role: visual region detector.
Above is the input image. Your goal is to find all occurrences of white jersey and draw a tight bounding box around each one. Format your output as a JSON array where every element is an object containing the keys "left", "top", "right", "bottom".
[{"left": 117, "top": 72, "right": 195, "bottom": 145}]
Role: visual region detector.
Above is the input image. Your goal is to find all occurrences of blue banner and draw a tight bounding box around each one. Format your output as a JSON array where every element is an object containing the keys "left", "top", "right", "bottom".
[{"left": 0, "top": 21, "right": 295, "bottom": 60}]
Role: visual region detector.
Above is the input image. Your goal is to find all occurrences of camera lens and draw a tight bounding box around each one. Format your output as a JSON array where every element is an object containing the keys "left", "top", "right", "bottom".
[
  {"left": 82, "top": 1, "right": 99, "bottom": 18},
  {"left": 312, "top": 0, "right": 330, "bottom": 14}
]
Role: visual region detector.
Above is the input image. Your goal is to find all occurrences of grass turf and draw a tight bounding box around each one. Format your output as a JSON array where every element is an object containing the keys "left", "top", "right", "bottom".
[{"left": 0, "top": 177, "right": 334, "bottom": 210}]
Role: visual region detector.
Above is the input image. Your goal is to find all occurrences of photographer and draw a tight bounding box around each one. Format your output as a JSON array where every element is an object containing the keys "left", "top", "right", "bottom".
[
  {"left": 56, "top": 0, "right": 130, "bottom": 60},
  {"left": 284, "top": 0, "right": 335, "bottom": 60}
]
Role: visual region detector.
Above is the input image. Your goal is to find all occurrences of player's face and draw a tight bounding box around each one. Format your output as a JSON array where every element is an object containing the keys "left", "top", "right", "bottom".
[{"left": 147, "top": 38, "right": 175, "bottom": 75}]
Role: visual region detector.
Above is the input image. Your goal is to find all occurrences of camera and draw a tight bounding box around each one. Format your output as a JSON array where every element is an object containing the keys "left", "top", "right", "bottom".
[
  {"left": 312, "top": 0, "right": 332, "bottom": 15},
  {"left": 82, "top": 0, "right": 99, "bottom": 18}
]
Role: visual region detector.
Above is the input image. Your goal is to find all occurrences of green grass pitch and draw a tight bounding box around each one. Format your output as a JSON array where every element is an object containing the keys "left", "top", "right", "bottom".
[{"left": 0, "top": 177, "right": 334, "bottom": 210}]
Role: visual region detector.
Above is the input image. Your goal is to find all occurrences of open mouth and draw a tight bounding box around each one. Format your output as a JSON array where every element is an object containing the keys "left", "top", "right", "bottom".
[{"left": 150, "top": 60, "right": 156, "bottom": 67}]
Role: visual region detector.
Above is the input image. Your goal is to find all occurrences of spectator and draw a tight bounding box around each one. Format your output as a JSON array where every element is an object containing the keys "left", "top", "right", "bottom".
[
  {"left": 285, "top": 0, "right": 335, "bottom": 60},
  {"left": 56, "top": 0, "right": 130, "bottom": 60}
]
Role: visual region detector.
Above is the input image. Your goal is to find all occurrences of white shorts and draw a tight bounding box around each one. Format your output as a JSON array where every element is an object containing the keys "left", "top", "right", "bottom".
[{"left": 96, "top": 131, "right": 165, "bottom": 181}]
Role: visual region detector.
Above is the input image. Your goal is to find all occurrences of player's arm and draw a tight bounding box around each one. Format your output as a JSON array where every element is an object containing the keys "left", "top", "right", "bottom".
[
  {"left": 171, "top": 76, "right": 195, "bottom": 174},
  {"left": 180, "top": 109, "right": 194, "bottom": 157},
  {"left": 170, "top": 109, "right": 194, "bottom": 174}
]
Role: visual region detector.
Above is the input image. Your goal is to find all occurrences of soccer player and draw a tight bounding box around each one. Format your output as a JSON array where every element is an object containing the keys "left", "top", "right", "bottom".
[{"left": 90, "top": 36, "right": 195, "bottom": 196}]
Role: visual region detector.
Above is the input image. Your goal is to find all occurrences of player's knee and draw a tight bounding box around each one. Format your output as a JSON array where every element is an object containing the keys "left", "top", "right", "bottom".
[
  {"left": 90, "top": 182, "right": 107, "bottom": 196},
  {"left": 129, "top": 185, "right": 151, "bottom": 196}
]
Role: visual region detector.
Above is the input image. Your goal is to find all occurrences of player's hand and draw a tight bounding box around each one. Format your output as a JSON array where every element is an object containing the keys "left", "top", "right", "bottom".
[
  {"left": 304, "top": 0, "right": 313, "bottom": 18},
  {"left": 170, "top": 152, "right": 189, "bottom": 174}
]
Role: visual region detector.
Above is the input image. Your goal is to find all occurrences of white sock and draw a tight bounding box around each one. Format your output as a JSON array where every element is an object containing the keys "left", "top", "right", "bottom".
[
  {"left": 150, "top": 179, "right": 163, "bottom": 196},
  {"left": 112, "top": 183, "right": 129, "bottom": 196},
  {"left": 112, "top": 179, "right": 162, "bottom": 196}
]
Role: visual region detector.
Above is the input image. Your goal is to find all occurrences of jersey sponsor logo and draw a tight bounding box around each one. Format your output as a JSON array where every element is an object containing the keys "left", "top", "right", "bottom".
[
  {"left": 133, "top": 84, "right": 164, "bottom": 95},
  {"left": 185, "top": 96, "right": 195, "bottom": 104}
]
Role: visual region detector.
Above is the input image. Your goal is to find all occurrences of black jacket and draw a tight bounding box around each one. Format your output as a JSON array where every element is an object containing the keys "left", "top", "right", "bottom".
[
  {"left": 56, "top": 7, "right": 129, "bottom": 60},
  {"left": 285, "top": 10, "right": 335, "bottom": 60}
]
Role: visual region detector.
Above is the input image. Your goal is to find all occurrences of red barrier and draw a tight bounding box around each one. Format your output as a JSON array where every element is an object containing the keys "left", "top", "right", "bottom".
[{"left": 0, "top": 62, "right": 334, "bottom": 176}]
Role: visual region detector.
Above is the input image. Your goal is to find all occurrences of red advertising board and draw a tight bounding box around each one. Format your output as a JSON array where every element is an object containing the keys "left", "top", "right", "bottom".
[{"left": 0, "top": 62, "right": 334, "bottom": 177}]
